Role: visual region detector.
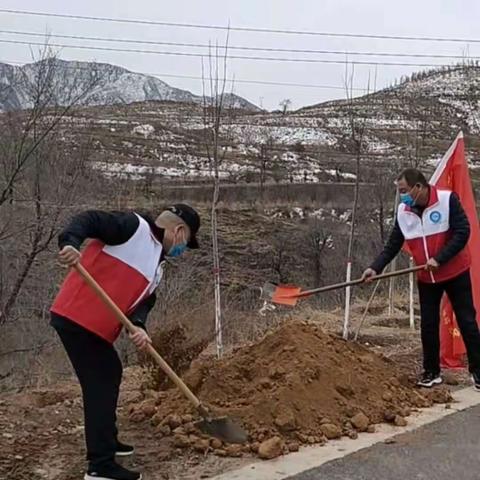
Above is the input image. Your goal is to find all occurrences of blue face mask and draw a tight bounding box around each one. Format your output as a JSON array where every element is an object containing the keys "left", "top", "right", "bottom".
[
  {"left": 168, "top": 242, "right": 187, "bottom": 257},
  {"left": 167, "top": 228, "right": 188, "bottom": 257},
  {"left": 400, "top": 192, "right": 415, "bottom": 207}
]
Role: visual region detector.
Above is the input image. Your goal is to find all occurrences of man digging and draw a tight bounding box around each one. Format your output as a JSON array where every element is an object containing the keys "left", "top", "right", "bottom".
[
  {"left": 363, "top": 168, "right": 480, "bottom": 390},
  {"left": 50, "top": 205, "right": 200, "bottom": 480}
]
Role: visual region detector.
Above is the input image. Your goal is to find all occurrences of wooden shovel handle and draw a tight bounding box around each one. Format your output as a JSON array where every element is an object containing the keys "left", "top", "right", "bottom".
[{"left": 74, "top": 263, "right": 202, "bottom": 409}]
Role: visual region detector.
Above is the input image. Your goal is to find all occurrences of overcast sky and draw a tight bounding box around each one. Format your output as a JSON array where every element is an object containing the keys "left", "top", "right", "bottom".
[{"left": 2, "top": 0, "right": 480, "bottom": 110}]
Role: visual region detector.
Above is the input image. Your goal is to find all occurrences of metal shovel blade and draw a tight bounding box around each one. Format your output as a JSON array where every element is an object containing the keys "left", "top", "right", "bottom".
[
  {"left": 260, "top": 282, "right": 278, "bottom": 300},
  {"left": 195, "top": 416, "right": 248, "bottom": 444},
  {"left": 261, "top": 282, "right": 302, "bottom": 306}
]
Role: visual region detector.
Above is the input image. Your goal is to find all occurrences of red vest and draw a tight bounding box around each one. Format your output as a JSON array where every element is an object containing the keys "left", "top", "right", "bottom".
[
  {"left": 397, "top": 186, "right": 470, "bottom": 283},
  {"left": 51, "top": 215, "right": 164, "bottom": 343}
]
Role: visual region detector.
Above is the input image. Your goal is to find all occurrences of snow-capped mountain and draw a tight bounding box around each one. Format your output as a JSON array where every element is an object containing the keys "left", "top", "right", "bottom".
[{"left": 0, "top": 59, "right": 259, "bottom": 112}]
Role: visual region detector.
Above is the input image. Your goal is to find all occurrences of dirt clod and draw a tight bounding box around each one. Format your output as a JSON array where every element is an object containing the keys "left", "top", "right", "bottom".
[
  {"left": 258, "top": 436, "right": 284, "bottom": 460},
  {"left": 274, "top": 409, "right": 297, "bottom": 432},
  {"left": 320, "top": 423, "right": 342, "bottom": 439},
  {"left": 181, "top": 414, "right": 194, "bottom": 424},
  {"left": 382, "top": 392, "right": 393, "bottom": 402},
  {"left": 383, "top": 410, "right": 396, "bottom": 423},
  {"left": 166, "top": 414, "right": 182, "bottom": 430},
  {"left": 151, "top": 413, "right": 164, "bottom": 427},
  {"left": 351, "top": 413, "right": 370, "bottom": 432},
  {"left": 173, "top": 433, "right": 191, "bottom": 448},
  {"left": 394, "top": 415, "right": 408, "bottom": 427},
  {"left": 250, "top": 442, "right": 260, "bottom": 453},
  {"left": 210, "top": 438, "right": 223, "bottom": 449},
  {"left": 184, "top": 422, "right": 196, "bottom": 434},
  {"left": 139, "top": 400, "right": 157, "bottom": 417},
  {"left": 225, "top": 444, "right": 244, "bottom": 457},
  {"left": 193, "top": 439, "right": 210, "bottom": 453},
  {"left": 287, "top": 441, "right": 300, "bottom": 452},
  {"left": 155, "top": 424, "right": 171, "bottom": 437}
]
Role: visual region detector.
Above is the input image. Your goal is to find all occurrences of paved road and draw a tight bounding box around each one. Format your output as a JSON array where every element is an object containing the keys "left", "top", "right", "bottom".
[{"left": 287, "top": 404, "right": 480, "bottom": 480}]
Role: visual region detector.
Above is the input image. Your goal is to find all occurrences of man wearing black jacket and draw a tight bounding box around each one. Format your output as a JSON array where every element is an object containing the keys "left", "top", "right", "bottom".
[
  {"left": 363, "top": 168, "right": 480, "bottom": 390},
  {"left": 51, "top": 205, "right": 200, "bottom": 480}
]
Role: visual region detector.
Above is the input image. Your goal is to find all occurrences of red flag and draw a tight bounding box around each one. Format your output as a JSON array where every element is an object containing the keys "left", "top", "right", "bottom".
[{"left": 430, "top": 131, "right": 480, "bottom": 368}]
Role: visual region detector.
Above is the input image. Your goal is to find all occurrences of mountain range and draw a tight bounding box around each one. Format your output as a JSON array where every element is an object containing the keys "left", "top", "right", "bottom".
[{"left": 0, "top": 59, "right": 259, "bottom": 112}]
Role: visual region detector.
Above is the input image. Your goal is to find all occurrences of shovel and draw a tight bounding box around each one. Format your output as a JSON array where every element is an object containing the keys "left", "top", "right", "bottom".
[
  {"left": 74, "top": 263, "right": 248, "bottom": 444},
  {"left": 262, "top": 265, "right": 425, "bottom": 307}
]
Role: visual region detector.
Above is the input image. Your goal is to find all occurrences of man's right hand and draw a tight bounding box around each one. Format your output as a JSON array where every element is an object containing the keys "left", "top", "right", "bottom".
[
  {"left": 58, "top": 246, "right": 81, "bottom": 266},
  {"left": 361, "top": 267, "right": 377, "bottom": 283}
]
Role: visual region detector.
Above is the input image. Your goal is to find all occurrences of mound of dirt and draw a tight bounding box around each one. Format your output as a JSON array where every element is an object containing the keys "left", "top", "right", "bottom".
[{"left": 130, "top": 321, "right": 452, "bottom": 457}]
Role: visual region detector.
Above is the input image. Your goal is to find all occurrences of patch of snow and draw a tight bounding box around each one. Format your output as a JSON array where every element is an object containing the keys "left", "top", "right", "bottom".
[
  {"left": 226, "top": 124, "right": 337, "bottom": 146},
  {"left": 96, "top": 119, "right": 131, "bottom": 125},
  {"left": 324, "top": 169, "right": 357, "bottom": 180},
  {"left": 311, "top": 208, "right": 325, "bottom": 219},
  {"left": 132, "top": 124, "right": 155, "bottom": 138},
  {"left": 365, "top": 139, "right": 392, "bottom": 153},
  {"left": 290, "top": 207, "right": 305, "bottom": 219},
  {"left": 326, "top": 235, "right": 334, "bottom": 249}
]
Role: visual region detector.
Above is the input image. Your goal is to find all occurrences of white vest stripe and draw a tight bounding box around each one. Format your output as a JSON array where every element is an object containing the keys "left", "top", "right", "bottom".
[{"left": 102, "top": 214, "right": 164, "bottom": 309}]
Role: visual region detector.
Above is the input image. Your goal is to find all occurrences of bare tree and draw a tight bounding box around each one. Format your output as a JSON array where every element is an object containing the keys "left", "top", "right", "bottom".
[
  {"left": 256, "top": 135, "right": 276, "bottom": 208},
  {"left": 342, "top": 64, "right": 370, "bottom": 340},
  {"left": 279, "top": 98, "right": 292, "bottom": 115},
  {"left": 270, "top": 235, "right": 290, "bottom": 284},
  {"left": 371, "top": 168, "right": 398, "bottom": 244},
  {"left": 304, "top": 219, "right": 329, "bottom": 286},
  {"left": 0, "top": 46, "right": 101, "bottom": 326},
  {"left": 201, "top": 34, "right": 232, "bottom": 358},
  {"left": 0, "top": 46, "right": 104, "bottom": 388}
]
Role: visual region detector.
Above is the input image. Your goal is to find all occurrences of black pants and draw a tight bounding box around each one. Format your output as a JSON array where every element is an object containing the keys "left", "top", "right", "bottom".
[
  {"left": 51, "top": 313, "right": 122, "bottom": 468},
  {"left": 418, "top": 269, "right": 480, "bottom": 374}
]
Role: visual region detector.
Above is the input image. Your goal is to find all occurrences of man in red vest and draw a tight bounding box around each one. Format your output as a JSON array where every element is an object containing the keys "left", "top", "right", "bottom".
[
  {"left": 50, "top": 205, "right": 200, "bottom": 480},
  {"left": 363, "top": 168, "right": 480, "bottom": 390}
]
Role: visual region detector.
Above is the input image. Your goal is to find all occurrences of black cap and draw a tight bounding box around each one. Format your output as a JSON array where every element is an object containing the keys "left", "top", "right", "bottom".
[{"left": 166, "top": 204, "right": 200, "bottom": 249}]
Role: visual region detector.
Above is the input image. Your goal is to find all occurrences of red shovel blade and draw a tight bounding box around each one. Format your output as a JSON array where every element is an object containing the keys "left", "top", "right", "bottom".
[{"left": 272, "top": 285, "right": 302, "bottom": 306}]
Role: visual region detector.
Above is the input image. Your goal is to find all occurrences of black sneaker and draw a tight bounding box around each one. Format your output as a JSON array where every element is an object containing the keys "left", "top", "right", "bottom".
[
  {"left": 116, "top": 441, "right": 134, "bottom": 457},
  {"left": 417, "top": 371, "right": 443, "bottom": 388},
  {"left": 471, "top": 371, "right": 480, "bottom": 391},
  {"left": 85, "top": 462, "right": 142, "bottom": 480}
]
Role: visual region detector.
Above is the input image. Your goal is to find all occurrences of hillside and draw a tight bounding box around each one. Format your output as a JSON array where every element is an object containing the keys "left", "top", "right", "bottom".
[{"left": 47, "top": 64, "right": 480, "bottom": 189}]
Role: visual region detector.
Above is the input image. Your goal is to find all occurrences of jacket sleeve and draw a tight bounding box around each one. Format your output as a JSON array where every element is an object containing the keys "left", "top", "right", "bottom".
[
  {"left": 434, "top": 193, "right": 470, "bottom": 265},
  {"left": 58, "top": 211, "right": 140, "bottom": 250},
  {"left": 370, "top": 219, "right": 405, "bottom": 273},
  {"left": 128, "top": 294, "right": 156, "bottom": 331}
]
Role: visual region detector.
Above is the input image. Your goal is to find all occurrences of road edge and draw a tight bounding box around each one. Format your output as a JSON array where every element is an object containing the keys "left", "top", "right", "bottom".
[{"left": 210, "top": 387, "right": 480, "bottom": 480}]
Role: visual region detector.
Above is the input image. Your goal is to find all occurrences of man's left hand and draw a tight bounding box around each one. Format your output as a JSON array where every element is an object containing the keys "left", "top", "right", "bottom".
[
  {"left": 129, "top": 327, "right": 152, "bottom": 351},
  {"left": 425, "top": 258, "right": 440, "bottom": 271}
]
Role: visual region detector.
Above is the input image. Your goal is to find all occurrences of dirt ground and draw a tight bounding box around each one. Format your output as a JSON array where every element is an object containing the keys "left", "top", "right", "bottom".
[{"left": 0, "top": 308, "right": 472, "bottom": 480}]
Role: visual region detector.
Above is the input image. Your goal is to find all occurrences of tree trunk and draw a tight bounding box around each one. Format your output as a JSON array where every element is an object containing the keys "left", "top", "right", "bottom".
[{"left": 343, "top": 152, "right": 360, "bottom": 340}]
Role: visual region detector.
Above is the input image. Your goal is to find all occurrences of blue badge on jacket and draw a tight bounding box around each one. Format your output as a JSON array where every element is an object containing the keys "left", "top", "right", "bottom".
[{"left": 430, "top": 211, "right": 442, "bottom": 223}]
